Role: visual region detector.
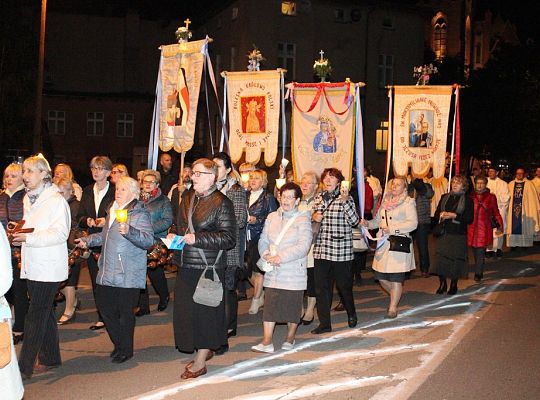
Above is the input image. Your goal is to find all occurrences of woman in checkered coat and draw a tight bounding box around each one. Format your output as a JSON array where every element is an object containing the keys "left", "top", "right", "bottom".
[{"left": 311, "top": 168, "right": 359, "bottom": 334}]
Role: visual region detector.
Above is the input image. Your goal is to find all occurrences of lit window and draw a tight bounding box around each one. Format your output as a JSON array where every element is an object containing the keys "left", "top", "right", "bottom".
[
  {"left": 87, "top": 112, "right": 104, "bottom": 136},
  {"left": 281, "top": 1, "right": 297, "bottom": 16},
  {"left": 432, "top": 13, "right": 447, "bottom": 60},
  {"left": 232, "top": 7, "right": 238, "bottom": 20},
  {"left": 117, "top": 113, "right": 134, "bottom": 138},
  {"left": 277, "top": 42, "right": 296, "bottom": 80},
  {"left": 378, "top": 54, "right": 393, "bottom": 88},
  {"left": 48, "top": 110, "right": 65, "bottom": 135},
  {"left": 375, "top": 121, "right": 389, "bottom": 152}
]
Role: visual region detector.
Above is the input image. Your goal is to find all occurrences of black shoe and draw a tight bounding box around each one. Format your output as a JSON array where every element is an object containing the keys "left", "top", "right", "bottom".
[
  {"left": 300, "top": 316, "right": 314, "bottom": 326},
  {"left": 348, "top": 316, "right": 358, "bottom": 328},
  {"left": 157, "top": 298, "right": 169, "bottom": 312},
  {"left": 111, "top": 354, "right": 132, "bottom": 364},
  {"left": 474, "top": 273, "right": 482, "bottom": 282},
  {"left": 496, "top": 249, "right": 502, "bottom": 259},
  {"left": 237, "top": 293, "right": 247, "bottom": 301},
  {"left": 110, "top": 349, "right": 119, "bottom": 358},
  {"left": 227, "top": 329, "right": 237, "bottom": 338},
  {"left": 89, "top": 322, "right": 105, "bottom": 331},
  {"left": 311, "top": 325, "right": 332, "bottom": 334},
  {"left": 12, "top": 333, "right": 24, "bottom": 345},
  {"left": 447, "top": 279, "right": 458, "bottom": 295},
  {"left": 135, "top": 308, "right": 150, "bottom": 317},
  {"left": 214, "top": 344, "right": 229, "bottom": 355},
  {"left": 436, "top": 277, "right": 447, "bottom": 294}
]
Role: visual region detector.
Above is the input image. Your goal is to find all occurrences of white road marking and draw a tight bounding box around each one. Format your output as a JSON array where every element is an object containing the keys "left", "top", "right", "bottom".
[{"left": 436, "top": 302, "right": 472, "bottom": 310}]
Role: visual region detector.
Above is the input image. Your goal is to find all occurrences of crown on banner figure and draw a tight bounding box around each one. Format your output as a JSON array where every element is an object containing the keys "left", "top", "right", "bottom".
[
  {"left": 313, "top": 49, "right": 332, "bottom": 82},
  {"left": 175, "top": 18, "right": 193, "bottom": 44},
  {"left": 247, "top": 46, "right": 265, "bottom": 71}
]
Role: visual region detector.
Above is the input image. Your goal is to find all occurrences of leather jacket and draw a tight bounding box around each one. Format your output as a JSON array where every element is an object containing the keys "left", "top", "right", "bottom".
[
  {"left": 173, "top": 188, "right": 236, "bottom": 270},
  {"left": 247, "top": 189, "right": 277, "bottom": 242}
]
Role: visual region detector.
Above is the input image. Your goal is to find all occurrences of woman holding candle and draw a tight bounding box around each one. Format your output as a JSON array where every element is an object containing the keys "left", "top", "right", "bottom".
[
  {"left": 75, "top": 177, "right": 154, "bottom": 363},
  {"left": 76, "top": 156, "right": 115, "bottom": 331},
  {"left": 169, "top": 158, "right": 236, "bottom": 379},
  {"left": 135, "top": 169, "right": 173, "bottom": 316},
  {"left": 0, "top": 163, "right": 27, "bottom": 344},
  {"left": 311, "top": 168, "right": 359, "bottom": 334},
  {"left": 252, "top": 182, "right": 312, "bottom": 353},
  {"left": 247, "top": 169, "right": 278, "bottom": 314},
  {"left": 12, "top": 155, "right": 71, "bottom": 380}
]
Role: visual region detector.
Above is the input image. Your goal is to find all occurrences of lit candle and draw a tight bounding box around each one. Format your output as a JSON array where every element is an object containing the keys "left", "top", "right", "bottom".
[
  {"left": 276, "top": 178, "right": 286, "bottom": 189},
  {"left": 280, "top": 158, "right": 289, "bottom": 169},
  {"left": 241, "top": 173, "right": 250, "bottom": 183},
  {"left": 115, "top": 209, "right": 128, "bottom": 223},
  {"left": 341, "top": 180, "right": 350, "bottom": 190}
]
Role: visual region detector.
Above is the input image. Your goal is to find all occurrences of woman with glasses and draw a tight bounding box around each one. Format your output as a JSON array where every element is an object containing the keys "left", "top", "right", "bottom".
[
  {"left": 110, "top": 163, "right": 129, "bottom": 185},
  {"left": 251, "top": 182, "right": 312, "bottom": 353},
  {"left": 169, "top": 158, "right": 236, "bottom": 379},
  {"left": 135, "top": 169, "right": 173, "bottom": 316},
  {"left": 0, "top": 163, "right": 27, "bottom": 345},
  {"left": 76, "top": 156, "right": 115, "bottom": 330}
]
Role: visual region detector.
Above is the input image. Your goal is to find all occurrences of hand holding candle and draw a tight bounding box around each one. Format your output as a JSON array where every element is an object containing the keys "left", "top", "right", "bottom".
[
  {"left": 116, "top": 209, "right": 128, "bottom": 234},
  {"left": 340, "top": 180, "right": 350, "bottom": 198}
]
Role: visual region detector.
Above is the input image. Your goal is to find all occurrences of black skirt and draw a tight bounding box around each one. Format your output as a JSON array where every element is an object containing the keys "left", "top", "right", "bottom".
[
  {"left": 432, "top": 233, "right": 469, "bottom": 279},
  {"left": 173, "top": 267, "right": 227, "bottom": 353}
]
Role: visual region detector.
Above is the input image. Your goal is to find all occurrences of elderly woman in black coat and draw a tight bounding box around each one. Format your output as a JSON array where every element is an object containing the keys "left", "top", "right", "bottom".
[{"left": 169, "top": 158, "right": 236, "bottom": 380}]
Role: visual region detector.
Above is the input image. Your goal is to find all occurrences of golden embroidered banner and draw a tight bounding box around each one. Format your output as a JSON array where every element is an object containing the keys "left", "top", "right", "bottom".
[
  {"left": 291, "top": 82, "right": 355, "bottom": 181},
  {"left": 392, "top": 86, "right": 453, "bottom": 178},
  {"left": 226, "top": 70, "right": 281, "bottom": 166},
  {"left": 157, "top": 40, "right": 205, "bottom": 153}
]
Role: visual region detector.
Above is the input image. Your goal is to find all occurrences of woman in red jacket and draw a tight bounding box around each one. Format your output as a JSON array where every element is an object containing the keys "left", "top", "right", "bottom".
[{"left": 468, "top": 176, "right": 503, "bottom": 282}]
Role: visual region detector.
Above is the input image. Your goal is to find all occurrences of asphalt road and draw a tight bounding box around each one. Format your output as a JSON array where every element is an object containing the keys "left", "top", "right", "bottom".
[{"left": 18, "top": 246, "right": 540, "bottom": 400}]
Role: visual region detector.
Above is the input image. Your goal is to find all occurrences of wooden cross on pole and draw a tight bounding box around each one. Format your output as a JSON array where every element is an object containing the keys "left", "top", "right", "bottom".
[
  {"left": 184, "top": 18, "right": 191, "bottom": 29},
  {"left": 319, "top": 49, "right": 324, "bottom": 61}
]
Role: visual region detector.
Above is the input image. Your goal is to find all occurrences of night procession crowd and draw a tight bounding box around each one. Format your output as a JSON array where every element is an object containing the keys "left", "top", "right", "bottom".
[{"left": 1, "top": 152, "right": 539, "bottom": 399}]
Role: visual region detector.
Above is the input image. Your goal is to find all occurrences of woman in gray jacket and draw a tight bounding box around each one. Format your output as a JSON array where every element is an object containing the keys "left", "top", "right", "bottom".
[
  {"left": 76, "top": 177, "right": 153, "bottom": 363},
  {"left": 252, "top": 183, "right": 312, "bottom": 353}
]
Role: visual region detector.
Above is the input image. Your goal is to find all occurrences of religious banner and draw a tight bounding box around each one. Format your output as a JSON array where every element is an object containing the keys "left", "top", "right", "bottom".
[
  {"left": 225, "top": 70, "right": 281, "bottom": 165},
  {"left": 290, "top": 82, "right": 355, "bottom": 181},
  {"left": 156, "top": 39, "right": 205, "bottom": 153},
  {"left": 392, "top": 85, "right": 454, "bottom": 178}
]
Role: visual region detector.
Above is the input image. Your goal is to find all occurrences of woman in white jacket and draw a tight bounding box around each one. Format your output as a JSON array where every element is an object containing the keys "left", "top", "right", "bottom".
[
  {"left": 0, "top": 224, "right": 24, "bottom": 399},
  {"left": 252, "top": 183, "right": 312, "bottom": 353},
  {"left": 12, "top": 156, "right": 70, "bottom": 380},
  {"left": 361, "top": 177, "right": 417, "bottom": 319}
]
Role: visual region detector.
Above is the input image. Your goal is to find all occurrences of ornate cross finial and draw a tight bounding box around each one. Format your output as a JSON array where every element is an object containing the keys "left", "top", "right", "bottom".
[
  {"left": 319, "top": 49, "right": 325, "bottom": 61},
  {"left": 184, "top": 18, "right": 191, "bottom": 29}
]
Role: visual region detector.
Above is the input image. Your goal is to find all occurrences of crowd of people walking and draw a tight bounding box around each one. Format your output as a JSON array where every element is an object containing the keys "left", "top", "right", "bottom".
[{"left": 1, "top": 152, "right": 540, "bottom": 398}]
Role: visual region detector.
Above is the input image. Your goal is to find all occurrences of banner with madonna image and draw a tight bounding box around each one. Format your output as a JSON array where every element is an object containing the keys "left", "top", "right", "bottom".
[
  {"left": 392, "top": 85, "right": 453, "bottom": 179},
  {"left": 289, "top": 82, "right": 355, "bottom": 181},
  {"left": 224, "top": 70, "right": 282, "bottom": 166}
]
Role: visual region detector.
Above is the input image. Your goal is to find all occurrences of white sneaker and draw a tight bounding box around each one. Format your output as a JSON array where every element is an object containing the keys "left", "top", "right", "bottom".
[
  {"left": 248, "top": 296, "right": 263, "bottom": 314},
  {"left": 281, "top": 341, "right": 295, "bottom": 351},
  {"left": 251, "top": 343, "right": 274, "bottom": 353}
]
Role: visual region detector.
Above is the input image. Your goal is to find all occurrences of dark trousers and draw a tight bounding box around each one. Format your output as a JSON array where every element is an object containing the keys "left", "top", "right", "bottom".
[
  {"left": 18, "top": 280, "right": 62, "bottom": 377},
  {"left": 96, "top": 284, "right": 139, "bottom": 357},
  {"left": 414, "top": 223, "right": 431, "bottom": 273},
  {"left": 87, "top": 256, "right": 103, "bottom": 322},
  {"left": 138, "top": 267, "right": 169, "bottom": 310},
  {"left": 472, "top": 247, "right": 486, "bottom": 276},
  {"left": 314, "top": 259, "right": 356, "bottom": 328},
  {"left": 224, "top": 289, "right": 238, "bottom": 332},
  {"left": 352, "top": 252, "right": 367, "bottom": 277},
  {"left": 5, "top": 263, "right": 29, "bottom": 332}
]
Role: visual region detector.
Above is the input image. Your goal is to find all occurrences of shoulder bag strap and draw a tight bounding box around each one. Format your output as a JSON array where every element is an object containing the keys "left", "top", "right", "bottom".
[
  {"left": 187, "top": 194, "right": 223, "bottom": 269},
  {"left": 275, "top": 213, "right": 299, "bottom": 246}
]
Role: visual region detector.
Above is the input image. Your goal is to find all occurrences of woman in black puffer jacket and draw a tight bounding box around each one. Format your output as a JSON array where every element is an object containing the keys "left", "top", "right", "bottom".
[{"left": 170, "top": 158, "right": 236, "bottom": 380}]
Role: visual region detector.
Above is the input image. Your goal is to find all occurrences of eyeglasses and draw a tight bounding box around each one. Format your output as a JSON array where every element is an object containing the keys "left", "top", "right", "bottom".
[
  {"left": 142, "top": 180, "right": 157, "bottom": 184},
  {"left": 90, "top": 166, "right": 106, "bottom": 172},
  {"left": 281, "top": 195, "right": 297, "bottom": 201},
  {"left": 111, "top": 170, "right": 123, "bottom": 174},
  {"left": 191, "top": 171, "right": 214, "bottom": 177}
]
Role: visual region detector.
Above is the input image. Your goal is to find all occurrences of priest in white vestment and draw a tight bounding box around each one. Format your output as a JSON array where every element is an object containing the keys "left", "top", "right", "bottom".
[{"left": 486, "top": 167, "right": 510, "bottom": 257}]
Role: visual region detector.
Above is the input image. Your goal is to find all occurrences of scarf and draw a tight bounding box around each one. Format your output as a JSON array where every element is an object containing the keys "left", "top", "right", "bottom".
[
  {"left": 26, "top": 182, "right": 51, "bottom": 205},
  {"left": 381, "top": 190, "right": 408, "bottom": 211},
  {"left": 141, "top": 188, "right": 159, "bottom": 203},
  {"left": 440, "top": 190, "right": 466, "bottom": 215}
]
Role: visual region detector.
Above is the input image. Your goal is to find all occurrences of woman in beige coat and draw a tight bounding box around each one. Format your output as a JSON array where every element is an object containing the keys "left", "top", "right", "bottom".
[{"left": 361, "top": 177, "right": 417, "bottom": 318}]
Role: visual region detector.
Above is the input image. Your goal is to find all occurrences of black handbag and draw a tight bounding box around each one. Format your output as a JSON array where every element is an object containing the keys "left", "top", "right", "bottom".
[
  {"left": 479, "top": 201, "right": 500, "bottom": 229},
  {"left": 432, "top": 221, "right": 446, "bottom": 237},
  {"left": 388, "top": 235, "right": 412, "bottom": 253}
]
